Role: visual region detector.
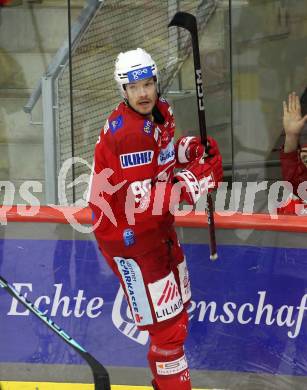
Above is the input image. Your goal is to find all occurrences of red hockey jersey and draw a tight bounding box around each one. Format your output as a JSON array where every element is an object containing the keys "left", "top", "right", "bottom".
[
  {"left": 280, "top": 148, "right": 307, "bottom": 195},
  {"left": 89, "top": 97, "right": 185, "bottom": 256},
  {"left": 278, "top": 147, "right": 307, "bottom": 215}
]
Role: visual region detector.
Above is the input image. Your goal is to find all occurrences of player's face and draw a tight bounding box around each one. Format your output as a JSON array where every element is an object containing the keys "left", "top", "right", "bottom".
[{"left": 125, "top": 77, "right": 157, "bottom": 116}]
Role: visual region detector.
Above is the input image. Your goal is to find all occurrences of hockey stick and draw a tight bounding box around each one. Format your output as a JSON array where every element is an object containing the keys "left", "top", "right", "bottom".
[
  {"left": 0, "top": 275, "right": 111, "bottom": 390},
  {"left": 169, "top": 11, "right": 218, "bottom": 260}
]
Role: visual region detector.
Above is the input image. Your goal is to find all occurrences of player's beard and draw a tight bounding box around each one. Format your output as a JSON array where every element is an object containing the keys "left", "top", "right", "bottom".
[
  {"left": 127, "top": 97, "right": 156, "bottom": 118},
  {"left": 135, "top": 99, "right": 155, "bottom": 116}
]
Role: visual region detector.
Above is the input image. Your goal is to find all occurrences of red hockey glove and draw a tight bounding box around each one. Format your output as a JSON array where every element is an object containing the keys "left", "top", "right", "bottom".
[
  {"left": 176, "top": 135, "right": 220, "bottom": 163},
  {"left": 175, "top": 153, "right": 223, "bottom": 204},
  {"left": 205, "top": 136, "right": 220, "bottom": 157}
]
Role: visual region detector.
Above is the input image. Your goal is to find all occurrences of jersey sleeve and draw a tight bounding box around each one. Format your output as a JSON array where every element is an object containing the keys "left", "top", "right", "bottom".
[{"left": 88, "top": 127, "right": 119, "bottom": 228}]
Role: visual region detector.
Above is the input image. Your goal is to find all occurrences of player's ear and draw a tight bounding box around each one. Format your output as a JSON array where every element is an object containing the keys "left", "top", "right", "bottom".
[
  {"left": 153, "top": 76, "right": 160, "bottom": 96},
  {"left": 123, "top": 84, "right": 128, "bottom": 100}
]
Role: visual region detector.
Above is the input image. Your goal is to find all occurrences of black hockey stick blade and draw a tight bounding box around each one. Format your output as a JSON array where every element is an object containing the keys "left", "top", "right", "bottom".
[
  {"left": 0, "top": 275, "right": 111, "bottom": 390},
  {"left": 168, "top": 11, "right": 197, "bottom": 35}
]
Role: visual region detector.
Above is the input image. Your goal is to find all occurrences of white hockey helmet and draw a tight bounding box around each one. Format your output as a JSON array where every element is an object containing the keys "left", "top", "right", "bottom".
[{"left": 114, "top": 48, "right": 159, "bottom": 97}]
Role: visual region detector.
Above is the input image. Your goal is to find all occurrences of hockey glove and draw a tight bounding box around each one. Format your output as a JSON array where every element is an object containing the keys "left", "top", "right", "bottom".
[
  {"left": 176, "top": 135, "right": 220, "bottom": 163},
  {"left": 175, "top": 153, "right": 223, "bottom": 205}
]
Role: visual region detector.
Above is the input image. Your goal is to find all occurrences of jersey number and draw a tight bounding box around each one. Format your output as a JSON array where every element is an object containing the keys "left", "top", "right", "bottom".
[{"left": 131, "top": 179, "right": 151, "bottom": 203}]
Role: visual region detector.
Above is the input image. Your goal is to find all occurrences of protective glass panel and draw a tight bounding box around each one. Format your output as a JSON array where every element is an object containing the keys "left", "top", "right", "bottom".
[{"left": 231, "top": 0, "right": 307, "bottom": 215}]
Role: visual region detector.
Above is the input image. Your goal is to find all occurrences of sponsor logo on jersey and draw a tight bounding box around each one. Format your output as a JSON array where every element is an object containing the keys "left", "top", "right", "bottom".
[
  {"left": 110, "top": 115, "right": 123, "bottom": 133},
  {"left": 156, "top": 355, "right": 188, "bottom": 376},
  {"left": 120, "top": 150, "right": 154, "bottom": 168},
  {"left": 158, "top": 142, "right": 175, "bottom": 166},
  {"left": 127, "top": 66, "right": 153, "bottom": 82},
  {"left": 114, "top": 258, "right": 153, "bottom": 326},
  {"left": 143, "top": 119, "right": 153, "bottom": 135},
  {"left": 148, "top": 272, "right": 183, "bottom": 322},
  {"left": 157, "top": 279, "right": 179, "bottom": 306}
]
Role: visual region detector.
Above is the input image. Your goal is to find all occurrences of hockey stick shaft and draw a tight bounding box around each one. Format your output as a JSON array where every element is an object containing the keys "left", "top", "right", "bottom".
[
  {"left": 0, "top": 275, "right": 110, "bottom": 390},
  {"left": 169, "top": 11, "right": 218, "bottom": 260}
]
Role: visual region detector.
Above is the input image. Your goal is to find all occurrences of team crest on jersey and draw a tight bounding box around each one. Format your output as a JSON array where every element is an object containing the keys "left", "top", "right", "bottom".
[
  {"left": 123, "top": 229, "right": 135, "bottom": 247},
  {"left": 110, "top": 115, "right": 123, "bottom": 134},
  {"left": 143, "top": 119, "right": 153, "bottom": 136},
  {"left": 120, "top": 150, "right": 154, "bottom": 168}
]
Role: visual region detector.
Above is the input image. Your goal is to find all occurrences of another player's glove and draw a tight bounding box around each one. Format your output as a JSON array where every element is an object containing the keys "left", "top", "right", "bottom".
[
  {"left": 174, "top": 153, "right": 223, "bottom": 205},
  {"left": 0, "top": 0, "right": 12, "bottom": 6},
  {"left": 176, "top": 135, "right": 219, "bottom": 163},
  {"left": 277, "top": 194, "right": 307, "bottom": 215}
]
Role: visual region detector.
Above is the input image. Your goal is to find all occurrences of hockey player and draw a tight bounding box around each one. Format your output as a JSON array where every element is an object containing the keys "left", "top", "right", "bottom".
[
  {"left": 89, "top": 48, "right": 223, "bottom": 390},
  {"left": 279, "top": 91, "right": 307, "bottom": 215}
]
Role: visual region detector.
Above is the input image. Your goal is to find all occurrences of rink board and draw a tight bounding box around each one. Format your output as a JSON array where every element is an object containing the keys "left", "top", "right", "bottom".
[
  {"left": 0, "top": 383, "right": 210, "bottom": 390},
  {"left": 0, "top": 383, "right": 156, "bottom": 390},
  {"left": 0, "top": 237, "right": 307, "bottom": 378},
  {"left": 0, "top": 383, "right": 170, "bottom": 390},
  {"left": 0, "top": 381, "right": 210, "bottom": 390}
]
